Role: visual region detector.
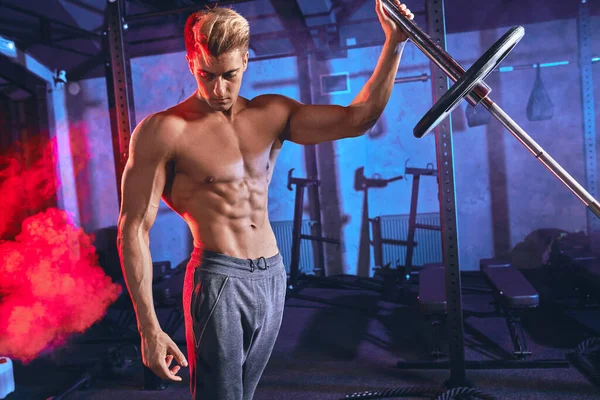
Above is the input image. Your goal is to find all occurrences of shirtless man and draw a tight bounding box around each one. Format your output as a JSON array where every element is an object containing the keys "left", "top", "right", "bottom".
[{"left": 116, "top": 1, "right": 413, "bottom": 399}]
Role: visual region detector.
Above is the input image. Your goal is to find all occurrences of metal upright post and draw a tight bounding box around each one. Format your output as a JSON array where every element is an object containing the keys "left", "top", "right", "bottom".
[
  {"left": 405, "top": 174, "right": 421, "bottom": 269},
  {"left": 105, "top": 0, "right": 162, "bottom": 390},
  {"left": 105, "top": 0, "right": 136, "bottom": 204},
  {"left": 297, "top": 54, "right": 326, "bottom": 277},
  {"left": 426, "top": 0, "right": 467, "bottom": 387},
  {"left": 289, "top": 183, "right": 306, "bottom": 287},
  {"left": 578, "top": 0, "right": 599, "bottom": 252}
]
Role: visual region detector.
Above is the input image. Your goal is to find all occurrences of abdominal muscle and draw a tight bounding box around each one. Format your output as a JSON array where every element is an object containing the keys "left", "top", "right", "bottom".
[{"left": 166, "top": 172, "right": 280, "bottom": 260}]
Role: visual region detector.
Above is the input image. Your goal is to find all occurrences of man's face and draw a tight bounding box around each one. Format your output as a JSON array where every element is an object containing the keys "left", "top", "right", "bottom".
[{"left": 187, "top": 48, "right": 248, "bottom": 111}]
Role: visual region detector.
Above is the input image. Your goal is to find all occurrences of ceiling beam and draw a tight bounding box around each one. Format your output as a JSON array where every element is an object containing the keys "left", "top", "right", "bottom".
[
  {"left": 125, "top": 0, "right": 256, "bottom": 21},
  {"left": 0, "top": 59, "right": 45, "bottom": 96},
  {"left": 0, "top": 2, "right": 101, "bottom": 39},
  {"left": 130, "top": 0, "right": 179, "bottom": 11},
  {"left": 269, "top": 0, "right": 315, "bottom": 53},
  {"left": 60, "top": 0, "right": 105, "bottom": 17},
  {"left": 335, "top": 0, "right": 369, "bottom": 24}
]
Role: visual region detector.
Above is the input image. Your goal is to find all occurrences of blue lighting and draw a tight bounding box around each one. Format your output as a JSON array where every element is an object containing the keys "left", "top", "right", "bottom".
[
  {"left": 539, "top": 61, "right": 569, "bottom": 68},
  {"left": 0, "top": 35, "right": 16, "bottom": 58}
]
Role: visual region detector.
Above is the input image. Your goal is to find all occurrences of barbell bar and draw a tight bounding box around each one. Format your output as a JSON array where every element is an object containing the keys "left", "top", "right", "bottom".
[{"left": 382, "top": 0, "right": 600, "bottom": 218}]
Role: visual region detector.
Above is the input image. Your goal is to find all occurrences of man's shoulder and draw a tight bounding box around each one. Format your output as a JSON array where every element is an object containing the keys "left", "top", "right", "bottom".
[
  {"left": 138, "top": 109, "right": 185, "bottom": 133},
  {"left": 248, "top": 94, "right": 299, "bottom": 110},
  {"left": 132, "top": 110, "right": 185, "bottom": 150}
]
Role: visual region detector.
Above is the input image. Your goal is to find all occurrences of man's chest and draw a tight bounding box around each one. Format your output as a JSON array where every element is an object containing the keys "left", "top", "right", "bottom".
[{"left": 173, "top": 117, "right": 283, "bottom": 183}]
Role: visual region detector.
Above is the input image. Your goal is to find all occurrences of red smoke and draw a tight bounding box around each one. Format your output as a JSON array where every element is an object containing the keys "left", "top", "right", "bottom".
[
  {"left": 0, "top": 136, "right": 58, "bottom": 240},
  {"left": 0, "top": 132, "right": 121, "bottom": 363}
]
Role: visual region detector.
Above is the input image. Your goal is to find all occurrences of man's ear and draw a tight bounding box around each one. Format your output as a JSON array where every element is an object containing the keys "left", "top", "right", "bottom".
[
  {"left": 243, "top": 51, "right": 249, "bottom": 71},
  {"left": 185, "top": 54, "right": 194, "bottom": 74}
]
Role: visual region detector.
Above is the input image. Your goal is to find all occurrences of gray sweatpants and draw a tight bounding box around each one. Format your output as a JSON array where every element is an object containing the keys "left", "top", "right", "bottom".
[{"left": 184, "top": 249, "right": 287, "bottom": 400}]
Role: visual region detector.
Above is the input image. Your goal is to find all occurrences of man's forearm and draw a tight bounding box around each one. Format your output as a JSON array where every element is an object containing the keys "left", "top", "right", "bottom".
[
  {"left": 118, "top": 229, "right": 160, "bottom": 334},
  {"left": 350, "top": 38, "right": 406, "bottom": 133}
]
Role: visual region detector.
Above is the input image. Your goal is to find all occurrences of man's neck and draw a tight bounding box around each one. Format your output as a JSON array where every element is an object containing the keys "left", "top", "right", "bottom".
[{"left": 194, "top": 91, "right": 241, "bottom": 120}]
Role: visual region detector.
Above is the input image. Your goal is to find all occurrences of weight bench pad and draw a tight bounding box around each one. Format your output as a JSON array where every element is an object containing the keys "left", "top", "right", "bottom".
[
  {"left": 574, "top": 259, "right": 600, "bottom": 289},
  {"left": 419, "top": 266, "right": 447, "bottom": 314},
  {"left": 480, "top": 260, "right": 539, "bottom": 309}
]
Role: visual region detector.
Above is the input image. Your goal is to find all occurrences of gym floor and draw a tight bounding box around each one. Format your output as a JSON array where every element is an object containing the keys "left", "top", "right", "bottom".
[{"left": 6, "top": 272, "right": 600, "bottom": 400}]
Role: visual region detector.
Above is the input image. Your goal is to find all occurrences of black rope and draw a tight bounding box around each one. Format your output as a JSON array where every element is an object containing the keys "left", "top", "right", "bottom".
[
  {"left": 344, "top": 386, "right": 498, "bottom": 400},
  {"left": 576, "top": 337, "right": 600, "bottom": 355},
  {"left": 345, "top": 386, "right": 443, "bottom": 399},
  {"left": 570, "top": 337, "right": 600, "bottom": 390},
  {"left": 434, "top": 387, "right": 497, "bottom": 400}
]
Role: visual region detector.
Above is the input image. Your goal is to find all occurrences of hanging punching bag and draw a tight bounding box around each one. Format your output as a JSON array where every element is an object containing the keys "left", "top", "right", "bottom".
[{"left": 526, "top": 65, "right": 554, "bottom": 121}]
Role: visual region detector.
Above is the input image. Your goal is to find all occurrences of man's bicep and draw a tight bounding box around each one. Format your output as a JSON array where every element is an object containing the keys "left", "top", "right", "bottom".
[
  {"left": 287, "top": 102, "right": 361, "bottom": 145},
  {"left": 118, "top": 118, "right": 170, "bottom": 232},
  {"left": 119, "top": 159, "right": 166, "bottom": 231}
]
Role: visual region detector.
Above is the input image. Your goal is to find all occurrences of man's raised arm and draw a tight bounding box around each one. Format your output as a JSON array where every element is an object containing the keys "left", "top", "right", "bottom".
[{"left": 279, "top": 0, "right": 414, "bottom": 145}]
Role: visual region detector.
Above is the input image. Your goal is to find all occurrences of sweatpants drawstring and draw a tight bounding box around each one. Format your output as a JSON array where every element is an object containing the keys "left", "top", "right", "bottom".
[{"left": 248, "top": 256, "right": 269, "bottom": 272}]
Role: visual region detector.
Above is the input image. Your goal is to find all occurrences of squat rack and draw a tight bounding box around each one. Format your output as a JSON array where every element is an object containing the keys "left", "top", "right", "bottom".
[
  {"left": 104, "top": 0, "right": 599, "bottom": 391},
  {"left": 103, "top": 0, "right": 467, "bottom": 386}
]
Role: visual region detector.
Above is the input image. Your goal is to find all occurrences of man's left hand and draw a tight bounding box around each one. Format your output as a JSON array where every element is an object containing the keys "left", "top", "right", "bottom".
[{"left": 376, "top": 0, "right": 415, "bottom": 44}]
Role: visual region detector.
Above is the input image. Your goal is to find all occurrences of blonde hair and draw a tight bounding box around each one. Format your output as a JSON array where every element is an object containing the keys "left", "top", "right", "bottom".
[{"left": 184, "top": 7, "right": 250, "bottom": 62}]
